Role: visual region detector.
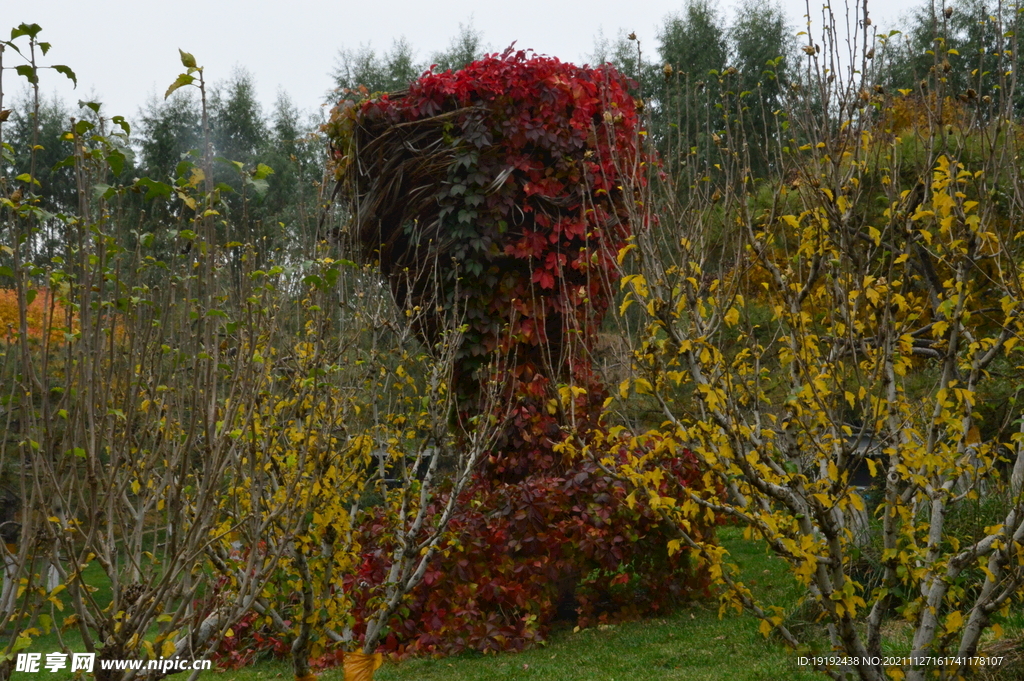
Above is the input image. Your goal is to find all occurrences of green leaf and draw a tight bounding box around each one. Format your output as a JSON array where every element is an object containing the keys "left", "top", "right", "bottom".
[
  {"left": 52, "top": 154, "right": 76, "bottom": 171},
  {"left": 253, "top": 163, "right": 274, "bottom": 180},
  {"left": 111, "top": 115, "right": 131, "bottom": 135},
  {"left": 249, "top": 178, "right": 269, "bottom": 197},
  {"left": 106, "top": 149, "right": 126, "bottom": 176},
  {"left": 179, "top": 49, "right": 197, "bottom": 69},
  {"left": 12, "top": 23, "right": 42, "bottom": 40},
  {"left": 78, "top": 100, "right": 101, "bottom": 114},
  {"left": 12, "top": 635, "right": 32, "bottom": 653},
  {"left": 165, "top": 73, "right": 195, "bottom": 99},
  {"left": 25, "top": 289, "right": 37, "bottom": 306},
  {"left": 52, "top": 65, "right": 77, "bottom": 87},
  {"left": 215, "top": 156, "right": 244, "bottom": 171},
  {"left": 38, "top": 42, "right": 51, "bottom": 55},
  {"left": 135, "top": 177, "right": 172, "bottom": 201},
  {"left": 92, "top": 183, "right": 115, "bottom": 200},
  {"left": 174, "top": 159, "right": 194, "bottom": 178},
  {"left": 15, "top": 64, "right": 38, "bottom": 84}
]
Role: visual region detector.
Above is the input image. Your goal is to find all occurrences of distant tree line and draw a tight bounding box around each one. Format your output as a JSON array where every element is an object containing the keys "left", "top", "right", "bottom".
[{"left": 3, "top": 0, "right": 1018, "bottom": 260}]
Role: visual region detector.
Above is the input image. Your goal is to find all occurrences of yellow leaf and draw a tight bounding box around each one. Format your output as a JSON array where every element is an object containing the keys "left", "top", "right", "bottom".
[
  {"left": 758, "top": 619, "right": 773, "bottom": 637},
  {"left": 617, "top": 243, "right": 636, "bottom": 264},
  {"left": 944, "top": 610, "right": 963, "bottom": 635},
  {"left": 724, "top": 308, "right": 740, "bottom": 327}
]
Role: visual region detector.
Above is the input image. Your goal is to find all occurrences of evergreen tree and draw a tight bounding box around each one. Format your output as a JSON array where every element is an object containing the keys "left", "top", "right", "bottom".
[
  {"left": 655, "top": 1, "right": 730, "bottom": 178},
  {"left": 211, "top": 68, "right": 267, "bottom": 167},
  {"left": 430, "top": 21, "right": 486, "bottom": 73},
  {"left": 137, "top": 90, "right": 201, "bottom": 181},
  {"left": 208, "top": 69, "right": 272, "bottom": 248},
  {"left": 4, "top": 93, "right": 75, "bottom": 213},
  {"left": 330, "top": 38, "right": 422, "bottom": 101},
  {"left": 3, "top": 94, "right": 77, "bottom": 268},
  {"left": 262, "top": 90, "right": 323, "bottom": 250}
]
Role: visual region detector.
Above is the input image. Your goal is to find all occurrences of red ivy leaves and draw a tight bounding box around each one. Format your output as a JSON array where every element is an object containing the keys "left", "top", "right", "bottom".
[
  {"left": 345, "top": 448, "right": 713, "bottom": 658},
  {"left": 353, "top": 48, "right": 643, "bottom": 408},
  {"left": 330, "top": 50, "right": 717, "bottom": 659}
]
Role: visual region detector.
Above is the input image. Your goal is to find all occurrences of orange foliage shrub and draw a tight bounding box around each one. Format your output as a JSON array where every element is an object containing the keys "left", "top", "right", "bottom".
[{"left": 0, "top": 288, "right": 74, "bottom": 343}]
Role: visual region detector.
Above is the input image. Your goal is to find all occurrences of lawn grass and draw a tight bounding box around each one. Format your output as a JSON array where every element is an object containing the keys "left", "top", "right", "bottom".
[{"left": 24, "top": 526, "right": 1022, "bottom": 680}]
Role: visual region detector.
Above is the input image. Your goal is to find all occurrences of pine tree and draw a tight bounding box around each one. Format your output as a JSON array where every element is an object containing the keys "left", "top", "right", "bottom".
[
  {"left": 430, "top": 21, "right": 486, "bottom": 73},
  {"left": 330, "top": 38, "right": 421, "bottom": 101}
]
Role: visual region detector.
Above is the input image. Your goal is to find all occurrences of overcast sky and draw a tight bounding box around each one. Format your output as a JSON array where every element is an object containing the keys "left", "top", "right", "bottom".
[{"left": 12, "top": 0, "right": 921, "bottom": 123}]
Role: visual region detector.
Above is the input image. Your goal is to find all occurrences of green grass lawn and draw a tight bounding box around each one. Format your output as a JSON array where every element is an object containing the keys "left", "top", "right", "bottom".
[{"left": 27, "top": 526, "right": 1023, "bottom": 680}]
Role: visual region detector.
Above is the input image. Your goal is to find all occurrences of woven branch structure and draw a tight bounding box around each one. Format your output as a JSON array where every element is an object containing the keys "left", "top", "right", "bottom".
[{"left": 326, "top": 48, "right": 647, "bottom": 472}]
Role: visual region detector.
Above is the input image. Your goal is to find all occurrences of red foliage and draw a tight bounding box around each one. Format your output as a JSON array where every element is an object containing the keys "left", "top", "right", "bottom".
[
  {"left": 325, "top": 50, "right": 717, "bottom": 658},
  {"left": 333, "top": 48, "right": 644, "bottom": 416},
  {"left": 346, "top": 446, "right": 711, "bottom": 657}
]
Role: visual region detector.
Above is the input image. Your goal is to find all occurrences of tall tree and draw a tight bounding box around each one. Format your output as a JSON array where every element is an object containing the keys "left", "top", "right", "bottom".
[
  {"left": 3, "top": 93, "right": 74, "bottom": 213},
  {"left": 330, "top": 38, "right": 421, "bottom": 101},
  {"left": 261, "top": 90, "right": 323, "bottom": 250},
  {"left": 588, "top": 29, "right": 654, "bottom": 94},
  {"left": 655, "top": 1, "right": 730, "bottom": 180},
  {"left": 884, "top": 0, "right": 1022, "bottom": 107},
  {"left": 430, "top": 21, "right": 486, "bottom": 73},
  {"left": 730, "top": 0, "right": 793, "bottom": 174},
  {"left": 2, "top": 94, "right": 79, "bottom": 269},
  {"left": 211, "top": 68, "right": 266, "bottom": 167},
  {"left": 207, "top": 69, "right": 274, "bottom": 254},
  {"left": 137, "top": 90, "right": 201, "bottom": 181},
  {"left": 658, "top": 1, "right": 729, "bottom": 84}
]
